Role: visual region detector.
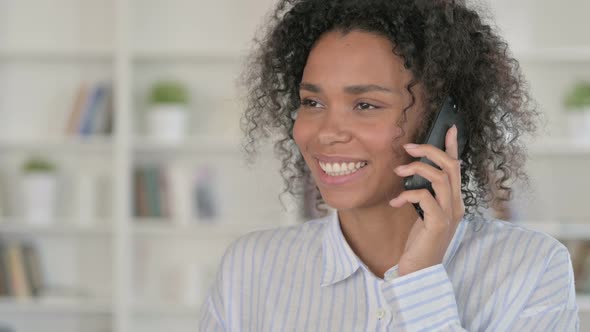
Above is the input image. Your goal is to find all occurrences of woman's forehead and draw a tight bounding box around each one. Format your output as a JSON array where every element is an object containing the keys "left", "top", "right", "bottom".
[{"left": 302, "top": 30, "right": 412, "bottom": 92}]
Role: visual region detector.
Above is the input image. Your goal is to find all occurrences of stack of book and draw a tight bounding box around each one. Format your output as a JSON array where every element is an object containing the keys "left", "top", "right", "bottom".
[
  {"left": 0, "top": 241, "right": 44, "bottom": 299},
  {"left": 64, "top": 82, "right": 113, "bottom": 137},
  {"left": 133, "top": 164, "right": 219, "bottom": 221},
  {"left": 134, "top": 165, "right": 171, "bottom": 218}
]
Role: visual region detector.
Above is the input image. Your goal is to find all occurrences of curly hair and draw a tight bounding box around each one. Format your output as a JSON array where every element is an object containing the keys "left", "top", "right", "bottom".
[{"left": 240, "top": 0, "right": 539, "bottom": 216}]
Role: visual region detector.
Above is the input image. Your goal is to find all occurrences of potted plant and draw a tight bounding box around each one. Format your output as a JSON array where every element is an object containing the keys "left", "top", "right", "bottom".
[
  {"left": 21, "top": 157, "right": 58, "bottom": 225},
  {"left": 564, "top": 82, "right": 590, "bottom": 141},
  {"left": 146, "top": 80, "right": 190, "bottom": 143}
]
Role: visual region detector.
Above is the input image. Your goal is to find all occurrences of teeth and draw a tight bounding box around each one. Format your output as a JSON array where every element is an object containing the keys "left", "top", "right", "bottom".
[{"left": 319, "top": 161, "right": 367, "bottom": 176}]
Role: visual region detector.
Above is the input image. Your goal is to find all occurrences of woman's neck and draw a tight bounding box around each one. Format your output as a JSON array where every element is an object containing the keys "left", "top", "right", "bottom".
[{"left": 337, "top": 204, "right": 418, "bottom": 279}]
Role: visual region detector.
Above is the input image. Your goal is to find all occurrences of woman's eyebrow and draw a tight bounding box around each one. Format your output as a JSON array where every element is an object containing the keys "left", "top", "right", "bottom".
[
  {"left": 299, "top": 82, "right": 322, "bottom": 93},
  {"left": 299, "top": 82, "right": 399, "bottom": 95},
  {"left": 344, "top": 84, "right": 400, "bottom": 95}
]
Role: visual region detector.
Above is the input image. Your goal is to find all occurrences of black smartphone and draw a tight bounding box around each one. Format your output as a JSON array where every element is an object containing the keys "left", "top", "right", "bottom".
[{"left": 403, "top": 96, "right": 467, "bottom": 219}]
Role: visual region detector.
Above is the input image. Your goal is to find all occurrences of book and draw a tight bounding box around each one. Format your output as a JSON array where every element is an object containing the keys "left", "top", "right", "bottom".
[
  {"left": 64, "top": 82, "right": 114, "bottom": 136},
  {"left": 159, "top": 167, "right": 171, "bottom": 218},
  {"left": 6, "top": 243, "right": 30, "bottom": 298},
  {"left": 145, "top": 166, "right": 161, "bottom": 218},
  {"left": 138, "top": 167, "right": 150, "bottom": 218},
  {"left": 65, "top": 83, "right": 89, "bottom": 135},
  {"left": 0, "top": 241, "right": 45, "bottom": 298},
  {"left": 22, "top": 243, "right": 43, "bottom": 297},
  {"left": 0, "top": 243, "right": 8, "bottom": 296},
  {"left": 90, "top": 84, "right": 113, "bottom": 135},
  {"left": 79, "top": 84, "right": 106, "bottom": 136}
]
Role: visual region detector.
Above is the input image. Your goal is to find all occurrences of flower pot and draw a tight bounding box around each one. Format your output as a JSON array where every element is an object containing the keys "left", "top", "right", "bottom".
[
  {"left": 146, "top": 104, "right": 188, "bottom": 143},
  {"left": 21, "top": 173, "right": 57, "bottom": 226},
  {"left": 565, "top": 108, "right": 590, "bottom": 141}
]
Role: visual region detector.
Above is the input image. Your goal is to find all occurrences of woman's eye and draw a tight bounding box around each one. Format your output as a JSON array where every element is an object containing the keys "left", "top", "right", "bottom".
[
  {"left": 300, "top": 99, "right": 323, "bottom": 108},
  {"left": 356, "top": 102, "right": 378, "bottom": 111}
]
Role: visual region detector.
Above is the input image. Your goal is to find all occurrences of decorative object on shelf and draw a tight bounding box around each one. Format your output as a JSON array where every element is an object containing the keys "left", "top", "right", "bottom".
[
  {"left": 564, "top": 81, "right": 590, "bottom": 141},
  {"left": 146, "top": 80, "right": 190, "bottom": 143},
  {"left": 20, "top": 157, "right": 58, "bottom": 226},
  {"left": 194, "top": 166, "right": 219, "bottom": 222}
]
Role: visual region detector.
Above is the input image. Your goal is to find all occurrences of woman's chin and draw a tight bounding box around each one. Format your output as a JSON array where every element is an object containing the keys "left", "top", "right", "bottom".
[{"left": 319, "top": 194, "right": 368, "bottom": 211}]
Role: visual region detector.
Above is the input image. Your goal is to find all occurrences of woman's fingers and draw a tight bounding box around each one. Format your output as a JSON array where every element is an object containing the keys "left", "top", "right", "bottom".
[
  {"left": 402, "top": 126, "right": 465, "bottom": 220},
  {"left": 393, "top": 161, "right": 452, "bottom": 215},
  {"left": 445, "top": 125, "right": 465, "bottom": 219},
  {"left": 389, "top": 189, "right": 450, "bottom": 230},
  {"left": 445, "top": 125, "right": 459, "bottom": 160}
]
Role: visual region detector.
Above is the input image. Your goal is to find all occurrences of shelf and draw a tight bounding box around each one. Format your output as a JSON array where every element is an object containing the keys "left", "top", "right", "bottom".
[
  {"left": 514, "top": 47, "right": 590, "bottom": 63},
  {"left": 529, "top": 138, "right": 590, "bottom": 156},
  {"left": 133, "top": 136, "right": 243, "bottom": 155},
  {"left": 132, "top": 136, "right": 278, "bottom": 158},
  {"left": 0, "top": 297, "right": 111, "bottom": 315},
  {"left": 133, "top": 219, "right": 278, "bottom": 238},
  {"left": 133, "top": 302, "right": 200, "bottom": 316},
  {"left": 0, "top": 48, "right": 113, "bottom": 62},
  {"left": 0, "top": 220, "right": 112, "bottom": 237},
  {"left": 0, "top": 136, "right": 113, "bottom": 154}
]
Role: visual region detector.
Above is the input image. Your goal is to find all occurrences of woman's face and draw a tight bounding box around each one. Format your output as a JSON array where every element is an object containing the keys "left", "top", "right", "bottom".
[{"left": 293, "top": 30, "right": 424, "bottom": 211}]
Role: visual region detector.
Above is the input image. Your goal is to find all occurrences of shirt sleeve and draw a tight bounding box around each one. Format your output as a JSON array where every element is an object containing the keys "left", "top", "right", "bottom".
[
  {"left": 499, "top": 247, "right": 579, "bottom": 331},
  {"left": 382, "top": 249, "right": 579, "bottom": 332},
  {"left": 382, "top": 264, "right": 464, "bottom": 331}
]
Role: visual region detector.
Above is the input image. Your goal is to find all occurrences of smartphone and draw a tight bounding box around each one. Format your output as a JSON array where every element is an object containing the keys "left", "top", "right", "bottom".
[{"left": 403, "top": 96, "right": 467, "bottom": 219}]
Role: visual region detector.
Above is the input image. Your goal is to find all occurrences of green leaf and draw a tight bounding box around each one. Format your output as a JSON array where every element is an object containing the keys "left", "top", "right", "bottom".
[
  {"left": 565, "top": 82, "right": 590, "bottom": 110},
  {"left": 149, "top": 81, "right": 189, "bottom": 105}
]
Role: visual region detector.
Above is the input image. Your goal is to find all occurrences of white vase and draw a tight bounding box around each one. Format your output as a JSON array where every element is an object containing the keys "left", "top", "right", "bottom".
[
  {"left": 147, "top": 104, "right": 188, "bottom": 143},
  {"left": 21, "top": 173, "right": 57, "bottom": 226},
  {"left": 566, "top": 108, "right": 590, "bottom": 141}
]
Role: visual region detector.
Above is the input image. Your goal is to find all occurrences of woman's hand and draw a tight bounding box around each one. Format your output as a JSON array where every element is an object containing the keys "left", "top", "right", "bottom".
[{"left": 389, "top": 125, "right": 465, "bottom": 277}]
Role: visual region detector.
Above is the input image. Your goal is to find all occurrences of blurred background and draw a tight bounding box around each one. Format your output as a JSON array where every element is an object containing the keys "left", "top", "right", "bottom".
[{"left": 0, "top": 0, "right": 587, "bottom": 331}]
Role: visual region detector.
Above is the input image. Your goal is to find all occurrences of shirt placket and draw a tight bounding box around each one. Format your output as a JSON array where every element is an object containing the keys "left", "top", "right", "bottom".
[{"left": 363, "top": 268, "right": 395, "bottom": 331}]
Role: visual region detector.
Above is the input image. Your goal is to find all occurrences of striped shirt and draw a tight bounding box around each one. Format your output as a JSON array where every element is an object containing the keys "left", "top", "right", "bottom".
[{"left": 198, "top": 211, "right": 580, "bottom": 331}]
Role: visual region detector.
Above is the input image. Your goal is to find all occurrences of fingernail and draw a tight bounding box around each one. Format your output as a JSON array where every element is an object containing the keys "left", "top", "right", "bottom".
[
  {"left": 404, "top": 143, "right": 419, "bottom": 149},
  {"left": 395, "top": 165, "right": 407, "bottom": 171},
  {"left": 452, "top": 124, "right": 458, "bottom": 136}
]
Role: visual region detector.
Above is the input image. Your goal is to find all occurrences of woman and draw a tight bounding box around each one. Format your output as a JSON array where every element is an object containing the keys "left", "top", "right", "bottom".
[{"left": 199, "top": 0, "right": 579, "bottom": 330}]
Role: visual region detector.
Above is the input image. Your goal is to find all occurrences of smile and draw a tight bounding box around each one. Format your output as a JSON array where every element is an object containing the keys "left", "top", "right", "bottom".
[{"left": 319, "top": 160, "right": 368, "bottom": 176}]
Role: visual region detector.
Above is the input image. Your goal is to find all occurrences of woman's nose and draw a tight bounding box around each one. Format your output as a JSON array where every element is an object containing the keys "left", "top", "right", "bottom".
[{"left": 317, "top": 110, "right": 353, "bottom": 145}]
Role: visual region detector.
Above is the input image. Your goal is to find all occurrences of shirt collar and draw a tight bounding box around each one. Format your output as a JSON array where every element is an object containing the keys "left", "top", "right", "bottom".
[
  {"left": 320, "top": 211, "right": 361, "bottom": 287},
  {"left": 320, "top": 210, "right": 468, "bottom": 287}
]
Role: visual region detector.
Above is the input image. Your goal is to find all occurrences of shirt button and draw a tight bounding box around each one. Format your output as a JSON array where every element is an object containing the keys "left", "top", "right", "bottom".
[{"left": 377, "top": 308, "right": 386, "bottom": 320}]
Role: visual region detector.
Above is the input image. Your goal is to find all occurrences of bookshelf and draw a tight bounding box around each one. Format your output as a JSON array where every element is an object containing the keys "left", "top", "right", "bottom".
[{"left": 0, "top": 0, "right": 588, "bottom": 331}]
